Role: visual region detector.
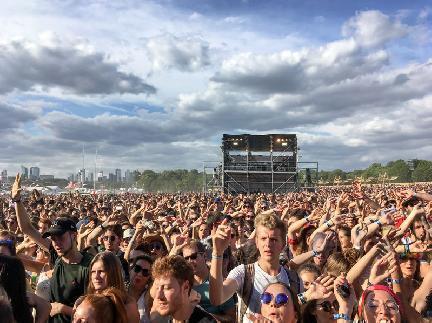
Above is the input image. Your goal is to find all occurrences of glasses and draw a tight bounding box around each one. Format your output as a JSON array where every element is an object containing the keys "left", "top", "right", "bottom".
[
  {"left": 260, "top": 292, "right": 289, "bottom": 307},
  {"left": 149, "top": 242, "right": 163, "bottom": 251},
  {"left": 367, "top": 300, "right": 399, "bottom": 313},
  {"left": 132, "top": 264, "right": 151, "bottom": 277},
  {"left": 0, "top": 239, "right": 14, "bottom": 247},
  {"left": 184, "top": 252, "right": 201, "bottom": 261},
  {"left": 317, "top": 300, "right": 339, "bottom": 313},
  {"left": 103, "top": 236, "right": 116, "bottom": 242}
]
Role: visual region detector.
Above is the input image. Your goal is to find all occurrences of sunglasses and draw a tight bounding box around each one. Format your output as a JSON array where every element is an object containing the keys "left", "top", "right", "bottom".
[
  {"left": 132, "top": 264, "right": 151, "bottom": 277},
  {"left": 317, "top": 300, "right": 339, "bottom": 313},
  {"left": 260, "top": 292, "right": 289, "bottom": 307},
  {"left": 399, "top": 253, "right": 421, "bottom": 260},
  {"left": 149, "top": 242, "right": 162, "bottom": 251},
  {"left": 103, "top": 236, "right": 116, "bottom": 242},
  {"left": 184, "top": 252, "right": 201, "bottom": 261}
]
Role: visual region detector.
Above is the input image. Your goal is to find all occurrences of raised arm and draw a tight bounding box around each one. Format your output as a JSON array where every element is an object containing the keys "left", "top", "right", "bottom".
[
  {"left": 347, "top": 242, "right": 385, "bottom": 284},
  {"left": 397, "top": 205, "right": 424, "bottom": 234},
  {"left": 209, "top": 218, "right": 238, "bottom": 305},
  {"left": 12, "top": 174, "right": 51, "bottom": 251}
]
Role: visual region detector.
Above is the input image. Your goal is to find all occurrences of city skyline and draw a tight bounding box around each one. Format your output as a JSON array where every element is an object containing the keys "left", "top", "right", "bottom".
[{"left": 0, "top": 1, "right": 431, "bottom": 177}]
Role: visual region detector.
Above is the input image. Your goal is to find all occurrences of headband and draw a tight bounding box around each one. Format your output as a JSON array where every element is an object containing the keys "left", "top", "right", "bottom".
[{"left": 358, "top": 284, "right": 403, "bottom": 318}]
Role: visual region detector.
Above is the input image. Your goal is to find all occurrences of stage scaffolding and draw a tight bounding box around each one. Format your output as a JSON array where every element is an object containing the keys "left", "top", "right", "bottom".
[{"left": 203, "top": 134, "right": 318, "bottom": 194}]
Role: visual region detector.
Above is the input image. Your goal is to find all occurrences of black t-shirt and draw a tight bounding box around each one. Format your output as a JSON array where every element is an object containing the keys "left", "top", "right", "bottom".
[
  {"left": 49, "top": 244, "right": 93, "bottom": 323},
  {"left": 167, "top": 305, "right": 216, "bottom": 323},
  {"left": 118, "top": 251, "right": 130, "bottom": 282}
]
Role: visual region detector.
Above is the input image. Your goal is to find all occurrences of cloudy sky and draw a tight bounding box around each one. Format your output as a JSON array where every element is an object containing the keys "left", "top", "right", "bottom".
[{"left": 1, "top": 0, "right": 431, "bottom": 178}]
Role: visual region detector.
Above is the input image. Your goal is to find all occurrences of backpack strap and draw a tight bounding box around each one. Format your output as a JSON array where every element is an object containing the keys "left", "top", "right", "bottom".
[
  {"left": 239, "top": 263, "right": 255, "bottom": 322},
  {"left": 285, "top": 267, "right": 301, "bottom": 295}
]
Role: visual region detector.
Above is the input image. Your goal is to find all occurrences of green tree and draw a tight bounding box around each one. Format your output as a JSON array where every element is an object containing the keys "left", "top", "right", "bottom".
[
  {"left": 412, "top": 160, "right": 432, "bottom": 182},
  {"left": 386, "top": 160, "right": 411, "bottom": 182}
]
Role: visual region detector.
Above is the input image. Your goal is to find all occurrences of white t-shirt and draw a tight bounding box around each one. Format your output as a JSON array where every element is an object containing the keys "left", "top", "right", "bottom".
[{"left": 227, "top": 262, "right": 291, "bottom": 323}]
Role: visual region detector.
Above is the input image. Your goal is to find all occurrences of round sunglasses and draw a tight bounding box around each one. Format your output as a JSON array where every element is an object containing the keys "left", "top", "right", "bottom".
[{"left": 260, "top": 292, "right": 289, "bottom": 307}]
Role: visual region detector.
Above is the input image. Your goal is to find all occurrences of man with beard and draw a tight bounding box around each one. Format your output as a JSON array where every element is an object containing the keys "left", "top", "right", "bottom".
[
  {"left": 11, "top": 174, "right": 93, "bottom": 323},
  {"left": 181, "top": 240, "right": 235, "bottom": 322},
  {"left": 151, "top": 255, "right": 216, "bottom": 323}
]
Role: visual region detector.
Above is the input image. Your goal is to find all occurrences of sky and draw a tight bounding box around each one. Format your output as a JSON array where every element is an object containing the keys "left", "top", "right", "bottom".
[{"left": 0, "top": 0, "right": 431, "bottom": 178}]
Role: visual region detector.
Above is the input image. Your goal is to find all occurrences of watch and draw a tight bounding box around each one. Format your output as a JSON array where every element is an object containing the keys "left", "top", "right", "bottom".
[{"left": 12, "top": 196, "right": 21, "bottom": 203}]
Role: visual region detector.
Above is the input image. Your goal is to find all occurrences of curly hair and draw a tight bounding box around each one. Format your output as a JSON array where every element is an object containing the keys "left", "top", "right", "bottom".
[{"left": 152, "top": 255, "right": 194, "bottom": 294}]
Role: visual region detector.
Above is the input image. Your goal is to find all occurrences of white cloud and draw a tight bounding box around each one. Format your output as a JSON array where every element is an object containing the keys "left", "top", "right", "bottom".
[
  {"left": 145, "top": 33, "right": 211, "bottom": 72},
  {"left": 0, "top": 5, "right": 431, "bottom": 175},
  {"left": 342, "top": 10, "right": 409, "bottom": 47}
]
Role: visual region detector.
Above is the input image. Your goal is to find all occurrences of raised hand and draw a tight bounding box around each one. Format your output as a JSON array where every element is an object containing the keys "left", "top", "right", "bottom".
[
  {"left": 305, "top": 275, "right": 335, "bottom": 301},
  {"left": 399, "top": 189, "right": 416, "bottom": 199},
  {"left": 314, "top": 232, "right": 333, "bottom": 254},
  {"left": 11, "top": 173, "right": 22, "bottom": 201},
  {"left": 212, "top": 218, "right": 231, "bottom": 255},
  {"left": 369, "top": 255, "right": 396, "bottom": 285},
  {"left": 334, "top": 273, "right": 356, "bottom": 315},
  {"left": 351, "top": 223, "right": 368, "bottom": 248}
]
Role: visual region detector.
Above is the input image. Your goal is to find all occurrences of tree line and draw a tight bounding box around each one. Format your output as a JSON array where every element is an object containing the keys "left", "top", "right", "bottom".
[
  {"left": 316, "top": 159, "right": 432, "bottom": 184},
  {"left": 130, "top": 159, "right": 432, "bottom": 192}
]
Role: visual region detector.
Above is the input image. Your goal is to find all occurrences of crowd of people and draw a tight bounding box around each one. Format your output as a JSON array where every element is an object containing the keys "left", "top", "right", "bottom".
[{"left": 0, "top": 173, "right": 432, "bottom": 323}]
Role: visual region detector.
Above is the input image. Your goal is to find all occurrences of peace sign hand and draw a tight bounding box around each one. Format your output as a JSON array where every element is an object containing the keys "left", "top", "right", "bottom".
[{"left": 11, "top": 173, "right": 22, "bottom": 202}]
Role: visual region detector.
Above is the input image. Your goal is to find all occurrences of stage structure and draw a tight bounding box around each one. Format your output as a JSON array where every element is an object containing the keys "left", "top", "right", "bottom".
[{"left": 203, "top": 134, "right": 318, "bottom": 194}]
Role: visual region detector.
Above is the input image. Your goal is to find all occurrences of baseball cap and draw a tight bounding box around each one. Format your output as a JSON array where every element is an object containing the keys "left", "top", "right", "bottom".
[
  {"left": 123, "top": 228, "right": 135, "bottom": 239},
  {"left": 42, "top": 217, "right": 77, "bottom": 238}
]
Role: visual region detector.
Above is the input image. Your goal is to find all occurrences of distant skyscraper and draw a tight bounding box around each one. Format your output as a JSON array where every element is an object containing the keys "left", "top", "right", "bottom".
[
  {"left": 109, "top": 173, "right": 116, "bottom": 182},
  {"left": 1, "top": 170, "right": 7, "bottom": 183},
  {"left": 115, "top": 169, "right": 122, "bottom": 182},
  {"left": 97, "top": 171, "right": 104, "bottom": 182},
  {"left": 79, "top": 168, "right": 86, "bottom": 183},
  {"left": 21, "top": 166, "right": 29, "bottom": 179},
  {"left": 89, "top": 172, "right": 94, "bottom": 183},
  {"left": 29, "top": 167, "right": 40, "bottom": 180},
  {"left": 125, "top": 169, "right": 131, "bottom": 183}
]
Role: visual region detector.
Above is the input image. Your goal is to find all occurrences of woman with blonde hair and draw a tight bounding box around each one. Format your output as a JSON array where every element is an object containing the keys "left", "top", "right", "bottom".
[{"left": 86, "top": 251, "right": 139, "bottom": 323}]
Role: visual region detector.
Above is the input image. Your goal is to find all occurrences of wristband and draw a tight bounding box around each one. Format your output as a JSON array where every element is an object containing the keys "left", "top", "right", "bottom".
[
  {"left": 325, "top": 220, "right": 333, "bottom": 228},
  {"left": 312, "top": 250, "right": 319, "bottom": 257},
  {"left": 403, "top": 244, "right": 410, "bottom": 254},
  {"left": 333, "top": 313, "right": 351, "bottom": 321},
  {"left": 287, "top": 238, "right": 298, "bottom": 245},
  {"left": 297, "top": 293, "right": 307, "bottom": 305},
  {"left": 211, "top": 254, "right": 222, "bottom": 260},
  {"left": 413, "top": 192, "right": 417, "bottom": 197},
  {"left": 374, "top": 220, "right": 382, "bottom": 228},
  {"left": 385, "top": 277, "right": 402, "bottom": 284}
]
